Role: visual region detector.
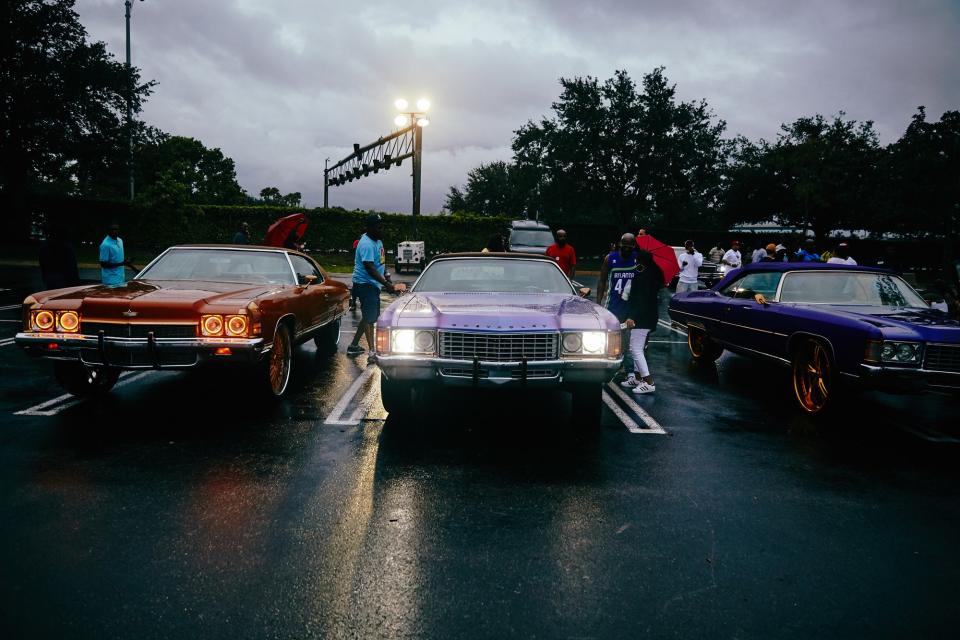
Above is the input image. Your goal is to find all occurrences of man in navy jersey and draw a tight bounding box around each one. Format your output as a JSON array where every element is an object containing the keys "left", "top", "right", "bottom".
[{"left": 597, "top": 233, "right": 638, "bottom": 378}]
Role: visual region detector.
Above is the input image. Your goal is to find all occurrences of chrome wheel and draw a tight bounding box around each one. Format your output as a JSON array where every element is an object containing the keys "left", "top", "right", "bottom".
[
  {"left": 268, "top": 324, "right": 292, "bottom": 397},
  {"left": 792, "top": 339, "right": 833, "bottom": 414}
]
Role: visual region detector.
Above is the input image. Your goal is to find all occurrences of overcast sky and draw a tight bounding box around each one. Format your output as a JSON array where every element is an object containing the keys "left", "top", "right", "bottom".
[{"left": 76, "top": 0, "right": 960, "bottom": 213}]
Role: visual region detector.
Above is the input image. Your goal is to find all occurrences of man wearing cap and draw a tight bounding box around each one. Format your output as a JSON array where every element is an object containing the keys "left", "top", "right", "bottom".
[
  {"left": 675, "top": 240, "right": 703, "bottom": 293},
  {"left": 722, "top": 240, "right": 742, "bottom": 269},
  {"left": 347, "top": 214, "right": 397, "bottom": 356},
  {"left": 827, "top": 242, "right": 857, "bottom": 265},
  {"left": 760, "top": 243, "right": 778, "bottom": 262}
]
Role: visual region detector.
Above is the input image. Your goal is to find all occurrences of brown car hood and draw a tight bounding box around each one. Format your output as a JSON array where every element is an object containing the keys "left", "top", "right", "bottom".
[{"left": 38, "top": 279, "right": 282, "bottom": 319}]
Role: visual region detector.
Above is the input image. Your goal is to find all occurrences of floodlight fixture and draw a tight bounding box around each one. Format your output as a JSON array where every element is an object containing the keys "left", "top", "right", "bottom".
[
  {"left": 416, "top": 98, "right": 430, "bottom": 112},
  {"left": 394, "top": 98, "right": 408, "bottom": 111}
]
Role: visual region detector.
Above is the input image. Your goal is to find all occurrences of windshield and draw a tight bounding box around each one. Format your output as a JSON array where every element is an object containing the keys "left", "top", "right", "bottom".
[
  {"left": 413, "top": 258, "right": 574, "bottom": 294},
  {"left": 509, "top": 230, "right": 554, "bottom": 247},
  {"left": 138, "top": 248, "right": 295, "bottom": 285},
  {"left": 779, "top": 271, "right": 928, "bottom": 307}
]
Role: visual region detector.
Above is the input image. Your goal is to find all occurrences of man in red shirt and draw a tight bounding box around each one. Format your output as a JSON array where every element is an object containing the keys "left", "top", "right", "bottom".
[{"left": 545, "top": 229, "right": 576, "bottom": 278}]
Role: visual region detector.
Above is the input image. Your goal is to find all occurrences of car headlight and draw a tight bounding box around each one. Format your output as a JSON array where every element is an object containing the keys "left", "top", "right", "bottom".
[
  {"left": 201, "top": 314, "right": 224, "bottom": 337},
  {"left": 865, "top": 340, "right": 923, "bottom": 365},
  {"left": 57, "top": 311, "right": 80, "bottom": 333},
  {"left": 31, "top": 309, "right": 55, "bottom": 332},
  {"left": 225, "top": 315, "right": 248, "bottom": 337},
  {"left": 562, "top": 331, "right": 608, "bottom": 356},
  {"left": 389, "top": 329, "right": 436, "bottom": 354}
]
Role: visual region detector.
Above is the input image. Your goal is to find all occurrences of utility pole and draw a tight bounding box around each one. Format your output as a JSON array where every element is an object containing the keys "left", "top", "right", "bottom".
[
  {"left": 124, "top": 1, "right": 138, "bottom": 201},
  {"left": 323, "top": 157, "right": 329, "bottom": 208},
  {"left": 411, "top": 121, "right": 423, "bottom": 239}
]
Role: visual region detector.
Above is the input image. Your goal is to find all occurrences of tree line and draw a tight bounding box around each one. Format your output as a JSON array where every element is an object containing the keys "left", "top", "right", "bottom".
[
  {"left": 445, "top": 69, "right": 959, "bottom": 248},
  {"left": 1, "top": 0, "right": 299, "bottom": 235}
]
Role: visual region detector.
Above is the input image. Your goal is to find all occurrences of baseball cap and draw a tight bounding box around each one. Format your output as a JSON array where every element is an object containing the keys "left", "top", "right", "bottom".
[
  {"left": 365, "top": 213, "right": 383, "bottom": 227},
  {"left": 766, "top": 243, "right": 777, "bottom": 252}
]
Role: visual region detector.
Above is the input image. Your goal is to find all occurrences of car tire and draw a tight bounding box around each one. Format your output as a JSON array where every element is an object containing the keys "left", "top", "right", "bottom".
[
  {"left": 570, "top": 383, "right": 602, "bottom": 427},
  {"left": 54, "top": 362, "right": 121, "bottom": 396},
  {"left": 687, "top": 327, "right": 723, "bottom": 362},
  {"left": 313, "top": 316, "right": 341, "bottom": 354},
  {"left": 791, "top": 338, "right": 836, "bottom": 416},
  {"left": 263, "top": 323, "right": 293, "bottom": 398},
  {"left": 380, "top": 376, "right": 413, "bottom": 416}
]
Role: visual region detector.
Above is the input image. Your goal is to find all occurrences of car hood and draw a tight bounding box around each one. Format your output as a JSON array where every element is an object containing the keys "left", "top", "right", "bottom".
[
  {"left": 35, "top": 279, "right": 281, "bottom": 319},
  {"left": 801, "top": 304, "right": 960, "bottom": 342},
  {"left": 382, "top": 293, "right": 616, "bottom": 331}
]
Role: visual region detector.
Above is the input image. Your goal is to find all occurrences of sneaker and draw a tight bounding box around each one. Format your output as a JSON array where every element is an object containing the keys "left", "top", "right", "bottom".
[
  {"left": 346, "top": 344, "right": 365, "bottom": 356},
  {"left": 620, "top": 376, "right": 639, "bottom": 389},
  {"left": 632, "top": 381, "right": 656, "bottom": 395}
]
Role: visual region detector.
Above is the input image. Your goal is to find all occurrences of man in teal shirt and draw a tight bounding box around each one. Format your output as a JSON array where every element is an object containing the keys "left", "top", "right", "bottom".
[
  {"left": 99, "top": 223, "right": 136, "bottom": 286},
  {"left": 347, "top": 214, "right": 396, "bottom": 356}
]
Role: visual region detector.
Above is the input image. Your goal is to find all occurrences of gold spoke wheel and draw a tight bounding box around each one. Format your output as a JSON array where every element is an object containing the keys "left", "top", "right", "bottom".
[{"left": 792, "top": 339, "right": 833, "bottom": 414}]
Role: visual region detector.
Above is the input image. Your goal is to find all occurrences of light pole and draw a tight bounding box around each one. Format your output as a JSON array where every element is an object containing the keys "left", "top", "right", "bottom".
[
  {"left": 323, "top": 157, "right": 330, "bottom": 208},
  {"left": 124, "top": 0, "right": 144, "bottom": 201},
  {"left": 393, "top": 98, "right": 430, "bottom": 238}
]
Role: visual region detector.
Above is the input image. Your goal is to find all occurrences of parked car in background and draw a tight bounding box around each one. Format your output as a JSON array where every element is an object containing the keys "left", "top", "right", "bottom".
[
  {"left": 668, "top": 262, "right": 960, "bottom": 415},
  {"left": 669, "top": 245, "right": 723, "bottom": 290},
  {"left": 507, "top": 220, "right": 554, "bottom": 255},
  {"left": 16, "top": 245, "right": 348, "bottom": 398},
  {"left": 395, "top": 240, "right": 425, "bottom": 273},
  {"left": 375, "top": 253, "right": 623, "bottom": 423}
]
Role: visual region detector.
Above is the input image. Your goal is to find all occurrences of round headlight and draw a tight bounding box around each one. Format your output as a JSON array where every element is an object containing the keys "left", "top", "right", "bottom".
[
  {"left": 582, "top": 331, "right": 606, "bottom": 354},
  {"left": 225, "top": 315, "right": 248, "bottom": 337},
  {"left": 392, "top": 329, "right": 415, "bottom": 353},
  {"left": 880, "top": 343, "right": 896, "bottom": 360},
  {"left": 414, "top": 331, "right": 435, "bottom": 352},
  {"left": 562, "top": 333, "right": 582, "bottom": 353},
  {"left": 34, "top": 310, "right": 55, "bottom": 331},
  {"left": 896, "top": 343, "right": 916, "bottom": 361},
  {"left": 58, "top": 311, "right": 79, "bottom": 332},
  {"left": 202, "top": 315, "right": 223, "bottom": 336}
]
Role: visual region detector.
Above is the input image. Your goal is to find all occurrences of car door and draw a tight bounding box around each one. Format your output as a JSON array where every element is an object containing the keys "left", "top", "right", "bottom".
[
  {"left": 718, "top": 272, "right": 785, "bottom": 355},
  {"left": 288, "top": 254, "right": 330, "bottom": 334}
]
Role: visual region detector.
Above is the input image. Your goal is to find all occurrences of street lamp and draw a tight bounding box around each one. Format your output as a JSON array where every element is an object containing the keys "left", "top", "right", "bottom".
[
  {"left": 124, "top": 0, "right": 145, "bottom": 201},
  {"left": 394, "top": 98, "right": 431, "bottom": 232}
]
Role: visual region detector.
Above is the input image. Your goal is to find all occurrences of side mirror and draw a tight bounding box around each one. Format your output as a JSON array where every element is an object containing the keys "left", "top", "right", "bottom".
[
  {"left": 299, "top": 274, "right": 317, "bottom": 288},
  {"left": 578, "top": 287, "right": 591, "bottom": 299}
]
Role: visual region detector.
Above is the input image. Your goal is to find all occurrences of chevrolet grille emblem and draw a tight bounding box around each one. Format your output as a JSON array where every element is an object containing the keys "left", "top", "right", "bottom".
[{"left": 122, "top": 310, "right": 138, "bottom": 317}]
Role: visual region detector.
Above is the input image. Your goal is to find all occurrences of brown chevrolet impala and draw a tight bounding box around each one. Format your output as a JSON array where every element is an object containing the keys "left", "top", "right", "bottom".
[{"left": 16, "top": 245, "right": 349, "bottom": 398}]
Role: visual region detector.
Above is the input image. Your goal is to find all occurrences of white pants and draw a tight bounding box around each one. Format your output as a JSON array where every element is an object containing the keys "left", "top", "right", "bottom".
[
  {"left": 676, "top": 281, "right": 699, "bottom": 293},
  {"left": 629, "top": 328, "right": 651, "bottom": 378}
]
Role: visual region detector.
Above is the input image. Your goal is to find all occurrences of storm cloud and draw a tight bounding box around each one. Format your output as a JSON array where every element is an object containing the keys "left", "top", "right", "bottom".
[{"left": 76, "top": 0, "right": 960, "bottom": 213}]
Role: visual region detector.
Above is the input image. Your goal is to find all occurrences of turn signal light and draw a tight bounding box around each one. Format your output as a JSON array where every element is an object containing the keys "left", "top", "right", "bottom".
[
  {"left": 376, "top": 328, "right": 389, "bottom": 354},
  {"left": 201, "top": 314, "right": 224, "bottom": 337},
  {"left": 606, "top": 331, "right": 622, "bottom": 358}
]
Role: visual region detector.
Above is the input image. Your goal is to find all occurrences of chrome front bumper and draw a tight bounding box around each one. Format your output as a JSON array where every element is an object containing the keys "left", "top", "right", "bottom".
[
  {"left": 858, "top": 364, "right": 960, "bottom": 393},
  {"left": 377, "top": 355, "right": 622, "bottom": 388},
  {"left": 15, "top": 332, "right": 268, "bottom": 370}
]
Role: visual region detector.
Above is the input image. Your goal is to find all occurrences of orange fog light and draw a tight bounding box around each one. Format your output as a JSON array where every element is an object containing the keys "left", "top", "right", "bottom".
[
  {"left": 57, "top": 311, "right": 80, "bottom": 332},
  {"left": 214, "top": 347, "right": 232, "bottom": 356},
  {"left": 225, "top": 315, "right": 248, "bottom": 337},
  {"left": 33, "top": 310, "right": 55, "bottom": 331},
  {"left": 201, "top": 314, "right": 224, "bottom": 336}
]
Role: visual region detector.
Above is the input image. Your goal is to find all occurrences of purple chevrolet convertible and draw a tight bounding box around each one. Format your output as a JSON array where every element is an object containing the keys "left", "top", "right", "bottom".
[{"left": 376, "top": 253, "right": 623, "bottom": 421}]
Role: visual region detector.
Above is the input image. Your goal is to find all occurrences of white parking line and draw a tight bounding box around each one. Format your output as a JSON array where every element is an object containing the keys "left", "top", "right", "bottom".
[
  {"left": 0, "top": 337, "right": 15, "bottom": 347},
  {"left": 324, "top": 366, "right": 376, "bottom": 425},
  {"left": 0, "top": 303, "right": 21, "bottom": 311},
  {"left": 0, "top": 319, "right": 22, "bottom": 323},
  {"left": 15, "top": 371, "right": 154, "bottom": 416},
  {"left": 605, "top": 382, "right": 667, "bottom": 434},
  {"left": 602, "top": 390, "right": 643, "bottom": 433},
  {"left": 658, "top": 319, "right": 687, "bottom": 336}
]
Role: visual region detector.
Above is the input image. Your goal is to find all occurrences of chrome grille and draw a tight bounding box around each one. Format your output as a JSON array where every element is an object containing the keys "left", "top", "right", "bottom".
[
  {"left": 439, "top": 331, "right": 559, "bottom": 362},
  {"left": 924, "top": 344, "right": 960, "bottom": 373},
  {"left": 81, "top": 322, "right": 197, "bottom": 339}
]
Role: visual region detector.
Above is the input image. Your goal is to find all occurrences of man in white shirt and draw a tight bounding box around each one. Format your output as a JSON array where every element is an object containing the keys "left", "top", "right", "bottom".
[
  {"left": 750, "top": 245, "right": 767, "bottom": 264},
  {"left": 722, "top": 240, "right": 742, "bottom": 269},
  {"left": 676, "top": 240, "right": 703, "bottom": 293},
  {"left": 826, "top": 242, "right": 857, "bottom": 265}
]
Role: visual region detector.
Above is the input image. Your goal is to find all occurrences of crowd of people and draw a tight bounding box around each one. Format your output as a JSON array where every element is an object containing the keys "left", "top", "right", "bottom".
[{"left": 706, "top": 238, "right": 858, "bottom": 266}]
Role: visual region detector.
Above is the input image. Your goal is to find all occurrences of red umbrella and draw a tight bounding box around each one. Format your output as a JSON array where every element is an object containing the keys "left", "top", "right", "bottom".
[
  {"left": 636, "top": 234, "right": 680, "bottom": 286},
  {"left": 262, "top": 213, "right": 308, "bottom": 248}
]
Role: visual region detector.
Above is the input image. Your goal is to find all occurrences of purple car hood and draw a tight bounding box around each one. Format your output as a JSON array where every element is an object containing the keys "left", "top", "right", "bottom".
[
  {"left": 381, "top": 293, "right": 616, "bottom": 331},
  {"left": 806, "top": 304, "right": 960, "bottom": 342}
]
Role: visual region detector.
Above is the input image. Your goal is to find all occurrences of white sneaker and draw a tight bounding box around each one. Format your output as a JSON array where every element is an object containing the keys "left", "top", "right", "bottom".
[
  {"left": 632, "top": 381, "right": 656, "bottom": 394},
  {"left": 620, "top": 376, "right": 639, "bottom": 389}
]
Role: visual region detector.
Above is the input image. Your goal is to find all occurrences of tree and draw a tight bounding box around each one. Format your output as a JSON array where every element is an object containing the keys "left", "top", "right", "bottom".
[
  {"left": 443, "top": 161, "right": 527, "bottom": 216},
  {"left": 256, "top": 187, "right": 301, "bottom": 207},
  {"left": 135, "top": 136, "right": 247, "bottom": 205},
  {"left": 1, "top": 0, "right": 154, "bottom": 210}
]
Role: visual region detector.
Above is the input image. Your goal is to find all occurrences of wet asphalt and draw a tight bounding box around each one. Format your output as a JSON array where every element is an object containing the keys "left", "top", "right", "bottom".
[{"left": 1, "top": 264, "right": 959, "bottom": 639}]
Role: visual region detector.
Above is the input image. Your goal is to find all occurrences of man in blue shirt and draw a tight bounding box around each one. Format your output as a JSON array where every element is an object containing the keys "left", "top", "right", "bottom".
[
  {"left": 99, "top": 223, "right": 136, "bottom": 286},
  {"left": 347, "top": 214, "right": 396, "bottom": 356},
  {"left": 795, "top": 239, "right": 822, "bottom": 262}
]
